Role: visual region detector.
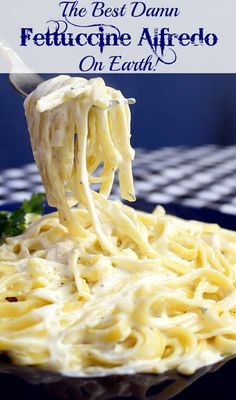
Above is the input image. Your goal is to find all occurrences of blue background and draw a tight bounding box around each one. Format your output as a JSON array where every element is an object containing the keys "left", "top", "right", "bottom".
[{"left": 1, "top": 73, "right": 236, "bottom": 169}]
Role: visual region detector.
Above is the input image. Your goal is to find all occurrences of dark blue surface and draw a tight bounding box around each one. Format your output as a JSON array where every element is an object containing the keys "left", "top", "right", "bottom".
[{"left": 1, "top": 74, "right": 236, "bottom": 169}]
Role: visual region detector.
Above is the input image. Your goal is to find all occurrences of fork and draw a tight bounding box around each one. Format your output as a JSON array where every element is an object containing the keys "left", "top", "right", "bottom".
[{"left": 0, "top": 39, "right": 136, "bottom": 106}]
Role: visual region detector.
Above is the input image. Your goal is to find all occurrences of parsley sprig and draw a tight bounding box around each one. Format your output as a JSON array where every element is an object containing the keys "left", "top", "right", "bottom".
[{"left": 0, "top": 193, "right": 46, "bottom": 242}]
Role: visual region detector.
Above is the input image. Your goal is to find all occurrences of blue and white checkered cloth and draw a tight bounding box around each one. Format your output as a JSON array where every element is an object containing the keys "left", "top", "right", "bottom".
[{"left": 2, "top": 146, "right": 236, "bottom": 215}]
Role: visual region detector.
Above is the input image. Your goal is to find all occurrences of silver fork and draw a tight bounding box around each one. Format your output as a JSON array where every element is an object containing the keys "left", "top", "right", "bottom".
[
  {"left": 0, "top": 39, "right": 136, "bottom": 105},
  {"left": 0, "top": 39, "right": 44, "bottom": 97}
]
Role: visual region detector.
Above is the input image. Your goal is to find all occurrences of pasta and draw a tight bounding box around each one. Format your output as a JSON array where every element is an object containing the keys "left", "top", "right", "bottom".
[{"left": 0, "top": 75, "right": 236, "bottom": 377}]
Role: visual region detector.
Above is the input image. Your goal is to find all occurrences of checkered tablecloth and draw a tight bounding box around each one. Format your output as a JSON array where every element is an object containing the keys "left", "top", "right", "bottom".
[{"left": 2, "top": 145, "right": 236, "bottom": 215}]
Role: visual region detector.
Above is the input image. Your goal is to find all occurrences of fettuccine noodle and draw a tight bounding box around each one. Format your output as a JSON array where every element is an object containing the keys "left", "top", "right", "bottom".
[{"left": 0, "top": 75, "right": 236, "bottom": 376}]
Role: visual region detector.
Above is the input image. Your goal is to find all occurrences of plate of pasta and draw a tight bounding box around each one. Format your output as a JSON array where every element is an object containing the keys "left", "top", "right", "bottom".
[
  {"left": 1, "top": 75, "right": 236, "bottom": 399},
  {"left": 1, "top": 199, "right": 236, "bottom": 400}
]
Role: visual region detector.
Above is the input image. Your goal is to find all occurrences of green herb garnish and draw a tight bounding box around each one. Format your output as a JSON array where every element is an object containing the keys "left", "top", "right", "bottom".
[
  {"left": 0, "top": 193, "right": 46, "bottom": 242},
  {"left": 22, "top": 193, "right": 45, "bottom": 215}
]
